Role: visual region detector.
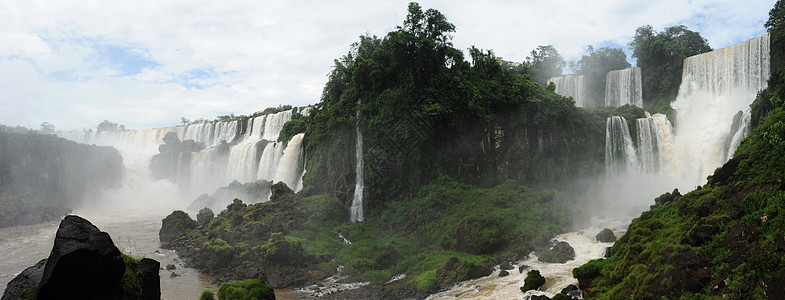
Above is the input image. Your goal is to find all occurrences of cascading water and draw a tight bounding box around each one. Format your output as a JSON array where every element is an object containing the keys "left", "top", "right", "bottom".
[
  {"left": 546, "top": 74, "right": 586, "bottom": 107},
  {"left": 605, "top": 116, "right": 638, "bottom": 173},
  {"left": 58, "top": 108, "right": 309, "bottom": 200},
  {"left": 273, "top": 133, "right": 306, "bottom": 192},
  {"left": 605, "top": 67, "right": 643, "bottom": 108},
  {"left": 670, "top": 34, "right": 769, "bottom": 186},
  {"left": 635, "top": 113, "right": 674, "bottom": 173},
  {"left": 350, "top": 120, "right": 365, "bottom": 223}
]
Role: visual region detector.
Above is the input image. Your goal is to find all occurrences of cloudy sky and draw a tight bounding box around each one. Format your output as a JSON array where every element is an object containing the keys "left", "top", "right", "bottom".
[{"left": 0, "top": 0, "right": 775, "bottom": 131}]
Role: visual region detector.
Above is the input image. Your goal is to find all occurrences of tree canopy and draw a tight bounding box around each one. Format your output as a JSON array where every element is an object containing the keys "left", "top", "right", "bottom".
[
  {"left": 524, "top": 45, "right": 566, "bottom": 86},
  {"left": 629, "top": 25, "right": 711, "bottom": 108}
]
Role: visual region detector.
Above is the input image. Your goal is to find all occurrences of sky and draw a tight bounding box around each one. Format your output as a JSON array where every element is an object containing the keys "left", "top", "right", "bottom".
[{"left": 0, "top": 0, "right": 776, "bottom": 131}]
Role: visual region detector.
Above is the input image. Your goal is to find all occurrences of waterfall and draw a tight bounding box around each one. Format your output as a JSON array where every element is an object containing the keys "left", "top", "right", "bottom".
[
  {"left": 605, "top": 116, "right": 638, "bottom": 173},
  {"left": 272, "top": 133, "right": 306, "bottom": 192},
  {"left": 725, "top": 111, "right": 751, "bottom": 161},
  {"left": 605, "top": 67, "right": 642, "bottom": 108},
  {"left": 671, "top": 34, "right": 769, "bottom": 185},
  {"left": 58, "top": 107, "right": 310, "bottom": 199},
  {"left": 636, "top": 116, "right": 659, "bottom": 172},
  {"left": 635, "top": 113, "right": 675, "bottom": 173},
  {"left": 350, "top": 121, "right": 364, "bottom": 223},
  {"left": 546, "top": 74, "right": 586, "bottom": 107}
]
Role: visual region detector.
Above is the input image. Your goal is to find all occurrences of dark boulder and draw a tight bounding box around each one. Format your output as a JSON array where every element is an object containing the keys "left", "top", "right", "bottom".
[
  {"left": 140, "top": 258, "right": 161, "bottom": 300},
  {"left": 499, "top": 270, "right": 510, "bottom": 277},
  {"left": 500, "top": 261, "right": 515, "bottom": 270},
  {"left": 530, "top": 295, "right": 551, "bottom": 300},
  {"left": 537, "top": 241, "right": 575, "bottom": 263},
  {"left": 1, "top": 259, "right": 47, "bottom": 300},
  {"left": 595, "top": 228, "right": 616, "bottom": 243},
  {"left": 519, "top": 264, "right": 530, "bottom": 273},
  {"left": 196, "top": 207, "right": 214, "bottom": 226},
  {"left": 37, "top": 215, "right": 126, "bottom": 299},
  {"left": 560, "top": 284, "right": 581, "bottom": 299}
]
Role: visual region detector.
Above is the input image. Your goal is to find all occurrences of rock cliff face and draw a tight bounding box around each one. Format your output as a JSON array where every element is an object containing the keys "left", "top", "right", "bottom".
[
  {"left": 0, "top": 132, "right": 123, "bottom": 227},
  {"left": 2, "top": 215, "right": 160, "bottom": 300}
]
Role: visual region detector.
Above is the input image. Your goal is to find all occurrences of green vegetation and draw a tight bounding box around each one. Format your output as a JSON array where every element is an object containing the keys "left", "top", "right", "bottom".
[
  {"left": 119, "top": 254, "right": 144, "bottom": 300},
  {"left": 302, "top": 2, "right": 607, "bottom": 219},
  {"left": 629, "top": 25, "right": 712, "bottom": 110},
  {"left": 216, "top": 279, "right": 274, "bottom": 300},
  {"left": 198, "top": 290, "right": 216, "bottom": 300},
  {"left": 170, "top": 175, "right": 576, "bottom": 294},
  {"left": 576, "top": 7, "right": 785, "bottom": 297},
  {"left": 523, "top": 45, "right": 566, "bottom": 86},
  {"left": 520, "top": 269, "right": 546, "bottom": 292}
]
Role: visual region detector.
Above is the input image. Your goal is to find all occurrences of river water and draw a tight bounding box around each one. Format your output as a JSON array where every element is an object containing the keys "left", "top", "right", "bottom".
[{"left": 427, "top": 217, "right": 630, "bottom": 299}]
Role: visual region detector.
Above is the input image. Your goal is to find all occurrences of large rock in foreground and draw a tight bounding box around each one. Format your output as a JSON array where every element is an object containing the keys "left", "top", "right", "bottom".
[
  {"left": 1, "top": 215, "right": 161, "bottom": 300},
  {"left": 37, "top": 215, "right": 126, "bottom": 299}
]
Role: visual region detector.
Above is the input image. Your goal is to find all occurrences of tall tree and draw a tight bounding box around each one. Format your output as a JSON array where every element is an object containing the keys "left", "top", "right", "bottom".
[
  {"left": 629, "top": 25, "right": 711, "bottom": 108},
  {"left": 524, "top": 45, "right": 566, "bottom": 86}
]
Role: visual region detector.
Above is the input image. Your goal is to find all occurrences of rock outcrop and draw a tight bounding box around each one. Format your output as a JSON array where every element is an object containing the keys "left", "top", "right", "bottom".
[{"left": 1, "top": 215, "right": 161, "bottom": 300}]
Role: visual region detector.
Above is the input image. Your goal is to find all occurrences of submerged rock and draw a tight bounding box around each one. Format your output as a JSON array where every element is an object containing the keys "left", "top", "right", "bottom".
[
  {"left": 537, "top": 241, "right": 575, "bottom": 263},
  {"left": 519, "top": 264, "right": 530, "bottom": 274},
  {"left": 595, "top": 228, "right": 617, "bottom": 243}
]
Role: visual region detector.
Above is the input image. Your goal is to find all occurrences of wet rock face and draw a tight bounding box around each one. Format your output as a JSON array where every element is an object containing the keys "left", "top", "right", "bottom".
[
  {"left": 37, "top": 215, "right": 126, "bottom": 299},
  {"left": 537, "top": 241, "right": 576, "bottom": 263},
  {"left": 1, "top": 259, "right": 47, "bottom": 300}
]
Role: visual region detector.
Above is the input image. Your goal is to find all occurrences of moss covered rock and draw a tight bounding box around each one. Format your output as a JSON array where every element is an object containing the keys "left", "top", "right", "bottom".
[
  {"left": 216, "top": 278, "right": 274, "bottom": 300},
  {"left": 159, "top": 210, "right": 196, "bottom": 244},
  {"left": 520, "top": 269, "right": 545, "bottom": 292}
]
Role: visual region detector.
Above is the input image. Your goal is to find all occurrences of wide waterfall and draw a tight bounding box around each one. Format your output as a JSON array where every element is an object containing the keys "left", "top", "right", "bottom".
[
  {"left": 602, "top": 34, "right": 769, "bottom": 192},
  {"left": 605, "top": 67, "right": 643, "bottom": 108},
  {"left": 350, "top": 121, "right": 365, "bottom": 223},
  {"left": 605, "top": 116, "right": 638, "bottom": 173},
  {"left": 58, "top": 108, "right": 309, "bottom": 203},
  {"left": 670, "top": 34, "right": 769, "bottom": 185},
  {"left": 546, "top": 75, "right": 586, "bottom": 107}
]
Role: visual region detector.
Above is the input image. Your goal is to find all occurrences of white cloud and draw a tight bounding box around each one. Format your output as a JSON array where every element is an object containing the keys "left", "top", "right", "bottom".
[{"left": 0, "top": 0, "right": 776, "bottom": 130}]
